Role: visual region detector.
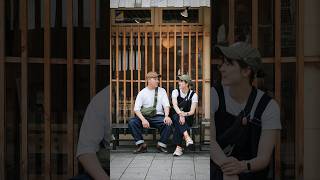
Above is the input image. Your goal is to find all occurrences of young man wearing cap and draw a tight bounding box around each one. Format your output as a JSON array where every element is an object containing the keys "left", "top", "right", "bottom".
[
  {"left": 128, "top": 71, "right": 172, "bottom": 153},
  {"left": 211, "top": 42, "right": 281, "bottom": 180},
  {"left": 171, "top": 74, "right": 198, "bottom": 156}
]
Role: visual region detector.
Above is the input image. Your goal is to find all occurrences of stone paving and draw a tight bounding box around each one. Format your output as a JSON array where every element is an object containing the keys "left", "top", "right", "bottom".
[{"left": 110, "top": 151, "right": 210, "bottom": 180}]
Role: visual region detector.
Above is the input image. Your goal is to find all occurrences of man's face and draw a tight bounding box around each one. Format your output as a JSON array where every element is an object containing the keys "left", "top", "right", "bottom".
[
  {"left": 148, "top": 77, "right": 159, "bottom": 88},
  {"left": 219, "top": 58, "right": 250, "bottom": 86}
]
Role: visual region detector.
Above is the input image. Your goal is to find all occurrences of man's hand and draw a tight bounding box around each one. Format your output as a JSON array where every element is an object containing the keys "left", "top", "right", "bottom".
[
  {"left": 179, "top": 115, "right": 185, "bottom": 125},
  {"left": 221, "top": 157, "right": 246, "bottom": 175},
  {"left": 163, "top": 116, "right": 172, "bottom": 126},
  {"left": 142, "top": 119, "right": 150, "bottom": 128}
]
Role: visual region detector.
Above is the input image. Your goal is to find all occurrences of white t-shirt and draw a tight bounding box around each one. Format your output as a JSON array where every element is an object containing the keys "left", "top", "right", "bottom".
[
  {"left": 171, "top": 89, "right": 198, "bottom": 103},
  {"left": 211, "top": 86, "right": 281, "bottom": 130},
  {"left": 134, "top": 87, "right": 170, "bottom": 115},
  {"left": 76, "top": 86, "right": 109, "bottom": 157}
]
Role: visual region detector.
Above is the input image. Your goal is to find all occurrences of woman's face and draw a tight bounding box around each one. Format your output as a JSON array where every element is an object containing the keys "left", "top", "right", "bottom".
[
  {"left": 178, "top": 80, "right": 188, "bottom": 89},
  {"left": 219, "top": 58, "right": 250, "bottom": 86}
]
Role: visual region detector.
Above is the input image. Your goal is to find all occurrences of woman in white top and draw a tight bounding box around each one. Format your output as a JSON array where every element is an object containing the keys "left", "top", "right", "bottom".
[{"left": 171, "top": 74, "right": 198, "bottom": 156}]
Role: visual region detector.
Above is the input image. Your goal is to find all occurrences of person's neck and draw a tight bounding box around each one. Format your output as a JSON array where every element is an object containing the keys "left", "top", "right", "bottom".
[
  {"left": 180, "top": 87, "right": 189, "bottom": 94},
  {"left": 147, "top": 85, "right": 156, "bottom": 90},
  {"left": 229, "top": 82, "right": 252, "bottom": 104}
]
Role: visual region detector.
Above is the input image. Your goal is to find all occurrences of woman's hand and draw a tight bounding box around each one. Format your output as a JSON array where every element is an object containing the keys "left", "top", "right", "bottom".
[
  {"left": 179, "top": 115, "right": 185, "bottom": 125},
  {"left": 221, "top": 157, "right": 246, "bottom": 175}
]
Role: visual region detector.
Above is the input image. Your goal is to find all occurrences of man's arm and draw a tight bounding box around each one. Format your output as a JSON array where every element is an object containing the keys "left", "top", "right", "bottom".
[{"left": 78, "top": 154, "right": 109, "bottom": 180}]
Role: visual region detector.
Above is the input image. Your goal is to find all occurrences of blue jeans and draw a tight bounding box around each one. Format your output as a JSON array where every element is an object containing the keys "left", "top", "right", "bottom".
[
  {"left": 128, "top": 115, "right": 172, "bottom": 147},
  {"left": 172, "top": 113, "right": 191, "bottom": 146}
]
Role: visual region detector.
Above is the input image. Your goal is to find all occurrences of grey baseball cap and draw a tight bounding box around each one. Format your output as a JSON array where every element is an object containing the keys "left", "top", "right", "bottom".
[
  {"left": 216, "top": 42, "right": 262, "bottom": 72},
  {"left": 178, "top": 74, "right": 192, "bottom": 84}
]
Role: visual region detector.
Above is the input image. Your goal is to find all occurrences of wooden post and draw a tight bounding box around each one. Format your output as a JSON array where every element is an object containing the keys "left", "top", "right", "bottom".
[
  {"left": 0, "top": 0, "right": 6, "bottom": 179},
  {"left": 67, "top": 0, "right": 74, "bottom": 177},
  {"left": 20, "top": 0, "right": 28, "bottom": 179},
  {"left": 44, "top": 0, "right": 51, "bottom": 179},
  {"left": 228, "top": 0, "right": 235, "bottom": 43},
  {"left": 90, "top": 0, "right": 97, "bottom": 98},
  {"left": 296, "top": 0, "right": 304, "bottom": 179},
  {"left": 274, "top": 0, "right": 282, "bottom": 179},
  {"left": 203, "top": 8, "right": 211, "bottom": 119}
]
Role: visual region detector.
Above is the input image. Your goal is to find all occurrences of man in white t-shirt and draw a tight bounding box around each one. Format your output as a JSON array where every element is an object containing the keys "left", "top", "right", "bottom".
[
  {"left": 210, "top": 42, "right": 281, "bottom": 180},
  {"left": 128, "top": 71, "right": 172, "bottom": 153}
]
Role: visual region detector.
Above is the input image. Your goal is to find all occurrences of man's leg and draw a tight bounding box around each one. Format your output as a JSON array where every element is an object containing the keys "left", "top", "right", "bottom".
[
  {"left": 148, "top": 115, "right": 172, "bottom": 148},
  {"left": 128, "top": 116, "right": 144, "bottom": 145}
]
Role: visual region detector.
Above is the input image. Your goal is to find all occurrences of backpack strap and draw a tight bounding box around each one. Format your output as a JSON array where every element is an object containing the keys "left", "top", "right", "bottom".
[
  {"left": 188, "top": 90, "right": 195, "bottom": 101},
  {"left": 153, "top": 87, "right": 158, "bottom": 108},
  {"left": 213, "top": 84, "right": 226, "bottom": 113},
  {"left": 241, "top": 87, "right": 257, "bottom": 117},
  {"left": 251, "top": 93, "right": 272, "bottom": 126}
]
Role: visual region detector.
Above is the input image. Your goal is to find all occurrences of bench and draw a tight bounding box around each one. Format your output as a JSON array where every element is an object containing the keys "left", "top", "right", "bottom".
[{"left": 111, "top": 118, "right": 208, "bottom": 151}]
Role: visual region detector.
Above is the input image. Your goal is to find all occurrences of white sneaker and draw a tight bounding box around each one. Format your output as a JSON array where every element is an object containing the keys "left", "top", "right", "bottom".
[
  {"left": 173, "top": 147, "right": 183, "bottom": 156},
  {"left": 186, "top": 137, "right": 194, "bottom": 147}
]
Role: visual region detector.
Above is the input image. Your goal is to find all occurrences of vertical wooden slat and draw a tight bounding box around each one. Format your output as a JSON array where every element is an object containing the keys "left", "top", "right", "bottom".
[
  {"left": 20, "top": 0, "right": 28, "bottom": 178},
  {"left": 228, "top": 0, "right": 235, "bottom": 43},
  {"left": 274, "top": 0, "right": 282, "bottom": 179},
  {"left": 152, "top": 30, "right": 155, "bottom": 71},
  {"left": 44, "top": 0, "right": 51, "bottom": 179},
  {"left": 116, "top": 30, "right": 119, "bottom": 124},
  {"left": 195, "top": 31, "right": 199, "bottom": 94},
  {"left": 109, "top": 19, "right": 113, "bottom": 134},
  {"left": 90, "top": 0, "right": 96, "bottom": 98},
  {"left": 188, "top": 26, "right": 191, "bottom": 76},
  {"left": 296, "top": 0, "right": 304, "bottom": 179},
  {"left": 66, "top": 0, "right": 74, "bottom": 177},
  {"left": 166, "top": 31, "right": 169, "bottom": 95},
  {"left": 159, "top": 26, "right": 162, "bottom": 86},
  {"left": 138, "top": 27, "right": 141, "bottom": 91},
  {"left": 145, "top": 30, "right": 148, "bottom": 86},
  {"left": 174, "top": 25, "right": 177, "bottom": 89},
  {"left": 130, "top": 29, "right": 134, "bottom": 116},
  {"left": 123, "top": 30, "right": 127, "bottom": 123},
  {"left": 181, "top": 25, "right": 184, "bottom": 74},
  {"left": 252, "top": 0, "right": 258, "bottom": 48},
  {"left": 0, "top": 0, "right": 6, "bottom": 179}
]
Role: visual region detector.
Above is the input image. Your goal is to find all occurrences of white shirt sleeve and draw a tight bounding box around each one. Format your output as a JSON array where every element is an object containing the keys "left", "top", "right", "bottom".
[
  {"left": 134, "top": 91, "right": 143, "bottom": 112},
  {"left": 171, "top": 89, "right": 179, "bottom": 99},
  {"left": 261, "top": 99, "right": 282, "bottom": 130},
  {"left": 161, "top": 89, "right": 170, "bottom": 108},
  {"left": 211, "top": 87, "right": 219, "bottom": 113},
  {"left": 191, "top": 92, "right": 198, "bottom": 103}
]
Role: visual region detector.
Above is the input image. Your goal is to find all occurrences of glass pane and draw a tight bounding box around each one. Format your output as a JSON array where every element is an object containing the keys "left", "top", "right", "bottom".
[
  {"left": 51, "top": 65, "right": 67, "bottom": 179},
  {"left": 28, "top": 64, "right": 45, "bottom": 180},
  {"left": 115, "top": 10, "right": 151, "bottom": 24},
  {"left": 28, "top": 0, "right": 43, "bottom": 57},
  {"left": 5, "top": 63, "right": 21, "bottom": 180},
  {"left": 211, "top": 0, "right": 229, "bottom": 58},
  {"left": 281, "top": 0, "right": 296, "bottom": 57},
  {"left": 258, "top": 0, "right": 275, "bottom": 57},
  {"left": 235, "top": 0, "right": 252, "bottom": 43},
  {"left": 281, "top": 63, "right": 296, "bottom": 180},
  {"left": 162, "top": 9, "right": 199, "bottom": 23}
]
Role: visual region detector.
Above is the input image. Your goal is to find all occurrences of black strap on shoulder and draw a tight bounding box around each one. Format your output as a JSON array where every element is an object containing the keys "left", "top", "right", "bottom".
[
  {"left": 251, "top": 93, "right": 272, "bottom": 125},
  {"left": 242, "top": 87, "right": 258, "bottom": 117},
  {"left": 188, "top": 90, "right": 195, "bottom": 101},
  {"left": 213, "top": 84, "right": 226, "bottom": 112},
  {"left": 153, "top": 87, "right": 158, "bottom": 108}
]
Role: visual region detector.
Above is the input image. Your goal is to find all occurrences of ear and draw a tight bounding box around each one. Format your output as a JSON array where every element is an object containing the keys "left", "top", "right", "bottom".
[{"left": 241, "top": 67, "right": 252, "bottom": 78}]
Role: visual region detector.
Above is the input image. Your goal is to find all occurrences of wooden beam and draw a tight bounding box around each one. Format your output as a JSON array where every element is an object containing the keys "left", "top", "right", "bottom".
[
  {"left": 228, "top": 0, "right": 235, "bottom": 43},
  {"left": 123, "top": 30, "right": 127, "bottom": 123},
  {"left": 159, "top": 26, "right": 162, "bottom": 86},
  {"left": 130, "top": 29, "right": 134, "bottom": 117},
  {"left": 116, "top": 30, "right": 119, "bottom": 124},
  {"left": 174, "top": 25, "right": 176, "bottom": 89},
  {"left": 152, "top": 30, "right": 155, "bottom": 71},
  {"left": 145, "top": 30, "right": 148, "bottom": 87},
  {"left": 44, "top": 0, "right": 51, "bottom": 179},
  {"left": 274, "top": 0, "right": 282, "bottom": 179},
  {"left": 20, "top": 0, "right": 28, "bottom": 178},
  {"left": 90, "top": 0, "right": 96, "bottom": 98},
  {"left": 66, "top": 0, "right": 74, "bottom": 177},
  {"left": 5, "top": 57, "right": 110, "bottom": 65},
  {"left": 0, "top": 0, "right": 6, "bottom": 179},
  {"left": 188, "top": 26, "right": 191, "bottom": 77},
  {"left": 181, "top": 25, "right": 184, "bottom": 74},
  {"left": 252, "top": 0, "right": 258, "bottom": 48},
  {"left": 138, "top": 27, "right": 141, "bottom": 91},
  {"left": 296, "top": 0, "right": 304, "bottom": 179},
  {"left": 166, "top": 30, "right": 169, "bottom": 95},
  {"left": 196, "top": 31, "right": 199, "bottom": 94}
]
